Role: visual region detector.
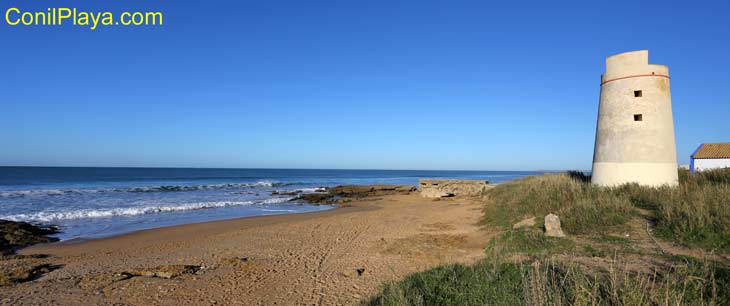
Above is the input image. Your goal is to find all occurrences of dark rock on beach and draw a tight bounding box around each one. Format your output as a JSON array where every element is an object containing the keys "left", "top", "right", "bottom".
[
  {"left": 119, "top": 264, "right": 202, "bottom": 279},
  {"left": 75, "top": 264, "right": 204, "bottom": 289},
  {"left": 1, "top": 220, "right": 60, "bottom": 255},
  {"left": 292, "top": 185, "right": 416, "bottom": 204},
  {"left": 0, "top": 261, "right": 62, "bottom": 286},
  {"left": 0, "top": 220, "right": 61, "bottom": 287}
]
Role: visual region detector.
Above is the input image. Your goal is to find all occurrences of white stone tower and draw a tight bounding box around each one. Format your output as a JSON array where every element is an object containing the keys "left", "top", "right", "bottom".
[{"left": 591, "top": 50, "right": 678, "bottom": 187}]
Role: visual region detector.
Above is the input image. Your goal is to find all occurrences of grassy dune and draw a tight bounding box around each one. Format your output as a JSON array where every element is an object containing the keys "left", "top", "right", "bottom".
[
  {"left": 628, "top": 170, "right": 730, "bottom": 252},
  {"left": 364, "top": 169, "right": 730, "bottom": 306}
]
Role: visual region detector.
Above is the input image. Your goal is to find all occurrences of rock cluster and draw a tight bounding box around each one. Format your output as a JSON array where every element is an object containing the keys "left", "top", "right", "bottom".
[
  {"left": 292, "top": 185, "right": 416, "bottom": 204},
  {"left": 1, "top": 220, "right": 59, "bottom": 255},
  {"left": 0, "top": 220, "right": 63, "bottom": 287},
  {"left": 1, "top": 262, "right": 60, "bottom": 286},
  {"left": 418, "top": 179, "right": 490, "bottom": 198}
]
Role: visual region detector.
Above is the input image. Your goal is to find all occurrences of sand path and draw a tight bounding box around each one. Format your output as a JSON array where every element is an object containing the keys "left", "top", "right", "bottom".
[{"left": 3, "top": 193, "right": 492, "bottom": 305}]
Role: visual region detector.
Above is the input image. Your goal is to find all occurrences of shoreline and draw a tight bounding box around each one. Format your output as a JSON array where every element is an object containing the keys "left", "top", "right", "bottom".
[
  {"left": 29, "top": 202, "right": 353, "bottom": 252},
  {"left": 1, "top": 168, "right": 531, "bottom": 242},
  {"left": 47, "top": 202, "right": 338, "bottom": 244},
  {"left": 4, "top": 191, "right": 493, "bottom": 305}
]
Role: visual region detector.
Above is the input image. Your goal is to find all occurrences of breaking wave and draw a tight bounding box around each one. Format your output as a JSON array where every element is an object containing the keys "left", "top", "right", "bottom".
[
  {"left": 119, "top": 181, "right": 283, "bottom": 193},
  {"left": 0, "top": 196, "right": 294, "bottom": 222},
  {"left": 0, "top": 189, "right": 76, "bottom": 198},
  {"left": 0, "top": 181, "right": 289, "bottom": 198},
  {"left": 293, "top": 187, "right": 327, "bottom": 193}
]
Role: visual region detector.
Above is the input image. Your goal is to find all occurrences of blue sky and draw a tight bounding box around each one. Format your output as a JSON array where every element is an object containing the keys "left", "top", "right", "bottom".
[{"left": 1, "top": 0, "right": 729, "bottom": 170}]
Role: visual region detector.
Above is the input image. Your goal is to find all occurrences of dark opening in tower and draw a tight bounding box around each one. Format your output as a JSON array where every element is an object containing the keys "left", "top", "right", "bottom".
[
  {"left": 634, "top": 114, "right": 643, "bottom": 121},
  {"left": 634, "top": 90, "right": 643, "bottom": 97}
]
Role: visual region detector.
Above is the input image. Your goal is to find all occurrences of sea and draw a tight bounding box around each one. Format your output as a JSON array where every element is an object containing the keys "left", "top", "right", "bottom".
[{"left": 0, "top": 167, "right": 542, "bottom": 240}]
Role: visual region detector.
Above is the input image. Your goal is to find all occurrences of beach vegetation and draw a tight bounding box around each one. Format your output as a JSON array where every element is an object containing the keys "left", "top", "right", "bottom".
[
  {"left": 365, "top": 169, "right": 730, "bottom": 305},
  {"left": 482, "top": 173, "right": 635, "bottom": 235},
  {"left": 625, "top": 169, "right": 730, "bottom": 253},
  {"left": 364, "top": 256, "right": 730, "bottom": 306}
]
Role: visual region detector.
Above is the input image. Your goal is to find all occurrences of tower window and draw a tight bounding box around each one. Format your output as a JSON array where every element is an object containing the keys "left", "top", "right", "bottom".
[
  {"left": 634, "top": 90, "right": 643, "bottom": 97},
  {"left": 634, "top": 114, "right": 643, "bottom": 121}
]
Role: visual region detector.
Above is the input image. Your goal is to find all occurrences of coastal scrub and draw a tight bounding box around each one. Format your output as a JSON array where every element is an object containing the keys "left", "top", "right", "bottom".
[
  {"left": 366, "top": 169, "right": 730, "bottom": 305},
  {"left": 482, "top": 173, "right": 634, "bottom": 235}
]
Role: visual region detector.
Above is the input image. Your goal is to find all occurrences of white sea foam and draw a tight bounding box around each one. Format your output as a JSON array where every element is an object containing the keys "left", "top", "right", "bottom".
[
  {"left": 0, "top": 189, "right": 83, "bottom": 198},
  {"left": 259, "top": 209, "right": 297, "bottom": 213},
  {"left": 0, "top": 196, "right": 294, "bottom": 222},
  {"left": 0, "top": 181, "right": 286, "bottom": 198},
  {"left": 293, "top": 187, "right": 327, "bottom": 193},
  {"left": 122, "top": 181, "right": 284, "bottom": 192},
  {"left": 259, "top": 197, "right": 294, "bottom": 204}
]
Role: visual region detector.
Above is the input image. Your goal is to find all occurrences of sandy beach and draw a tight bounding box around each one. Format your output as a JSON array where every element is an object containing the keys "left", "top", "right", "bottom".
[{"left": 2, "top": 192, "right": 492, "bottom": 305}]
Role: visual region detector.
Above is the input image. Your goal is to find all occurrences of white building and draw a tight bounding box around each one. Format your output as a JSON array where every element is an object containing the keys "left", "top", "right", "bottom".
[{"left": 690, "top": 143, "right": 730, "bottom": 173}]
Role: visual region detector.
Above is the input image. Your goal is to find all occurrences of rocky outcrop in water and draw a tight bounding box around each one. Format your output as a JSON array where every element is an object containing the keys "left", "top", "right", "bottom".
[
  {"left": 292, "top": 185, "right": 416, "bottom": 204},
  {"left": 1, "top": 220, "right": 59, "bottom": 255}
]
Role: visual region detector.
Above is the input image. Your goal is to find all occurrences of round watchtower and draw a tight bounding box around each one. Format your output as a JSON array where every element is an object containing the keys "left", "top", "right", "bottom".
[{"left": 591, "top": 50, "right": 678, "bottom": 187}]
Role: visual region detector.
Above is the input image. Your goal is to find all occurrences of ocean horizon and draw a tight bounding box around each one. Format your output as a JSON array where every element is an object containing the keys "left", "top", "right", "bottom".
[{"left": 0, "top": 167, "right": 543, "bottom": 240}]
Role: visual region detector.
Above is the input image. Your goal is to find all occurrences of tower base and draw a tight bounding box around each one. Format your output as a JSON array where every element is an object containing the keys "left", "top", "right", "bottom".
[{"left": 591, "top": 162, "right": 678, "bottom": 187}]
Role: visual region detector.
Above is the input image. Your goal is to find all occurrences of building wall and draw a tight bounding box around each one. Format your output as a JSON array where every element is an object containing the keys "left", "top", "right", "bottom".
[
  {"left": 591, "top": 50, "right": 679, "bottom": 187},
  {"left": 693, "top": 159, "right": 730, "bottom": 172}
]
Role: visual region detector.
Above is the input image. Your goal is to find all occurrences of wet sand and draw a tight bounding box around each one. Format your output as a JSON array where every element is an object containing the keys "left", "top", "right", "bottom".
[{"left": 3, "top": 193, "right": 492, "bottom": 305}]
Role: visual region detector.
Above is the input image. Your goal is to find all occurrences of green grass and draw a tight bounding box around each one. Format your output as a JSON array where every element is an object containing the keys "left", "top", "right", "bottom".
[
  {"left": 652, "top": 183, "right": 730, "bottom": 252},
  {"left": 482, "top": 174, "right": 635, "bottom": 235},
  {"left": 485, "top": 228, "right": 574, "bottom": 256},
  {"left": 364, "top": 258, "right": 730, "bottom": 306},
  {"left": 364, "top": 261, "right": 524, "bottom": 306},
  {"left": 592, "top": 235, "right": 632, "bottom": 246},
  {"left": 619, "top": 168, "right": 730, "bottom": 252},
  {"left": 581, "top": 244, "right": 605, "bottom": 257}
]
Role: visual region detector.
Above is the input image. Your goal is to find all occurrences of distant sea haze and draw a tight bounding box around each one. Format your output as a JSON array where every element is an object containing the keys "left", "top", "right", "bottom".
[{"left": 0, "top": 167, "right": 542, "bottom": 240}]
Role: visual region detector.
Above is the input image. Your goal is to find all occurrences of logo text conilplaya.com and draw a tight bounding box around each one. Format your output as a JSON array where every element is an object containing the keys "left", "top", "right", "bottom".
[{"left": 5, "top": 7, "right": 163, "bottom": 30}]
